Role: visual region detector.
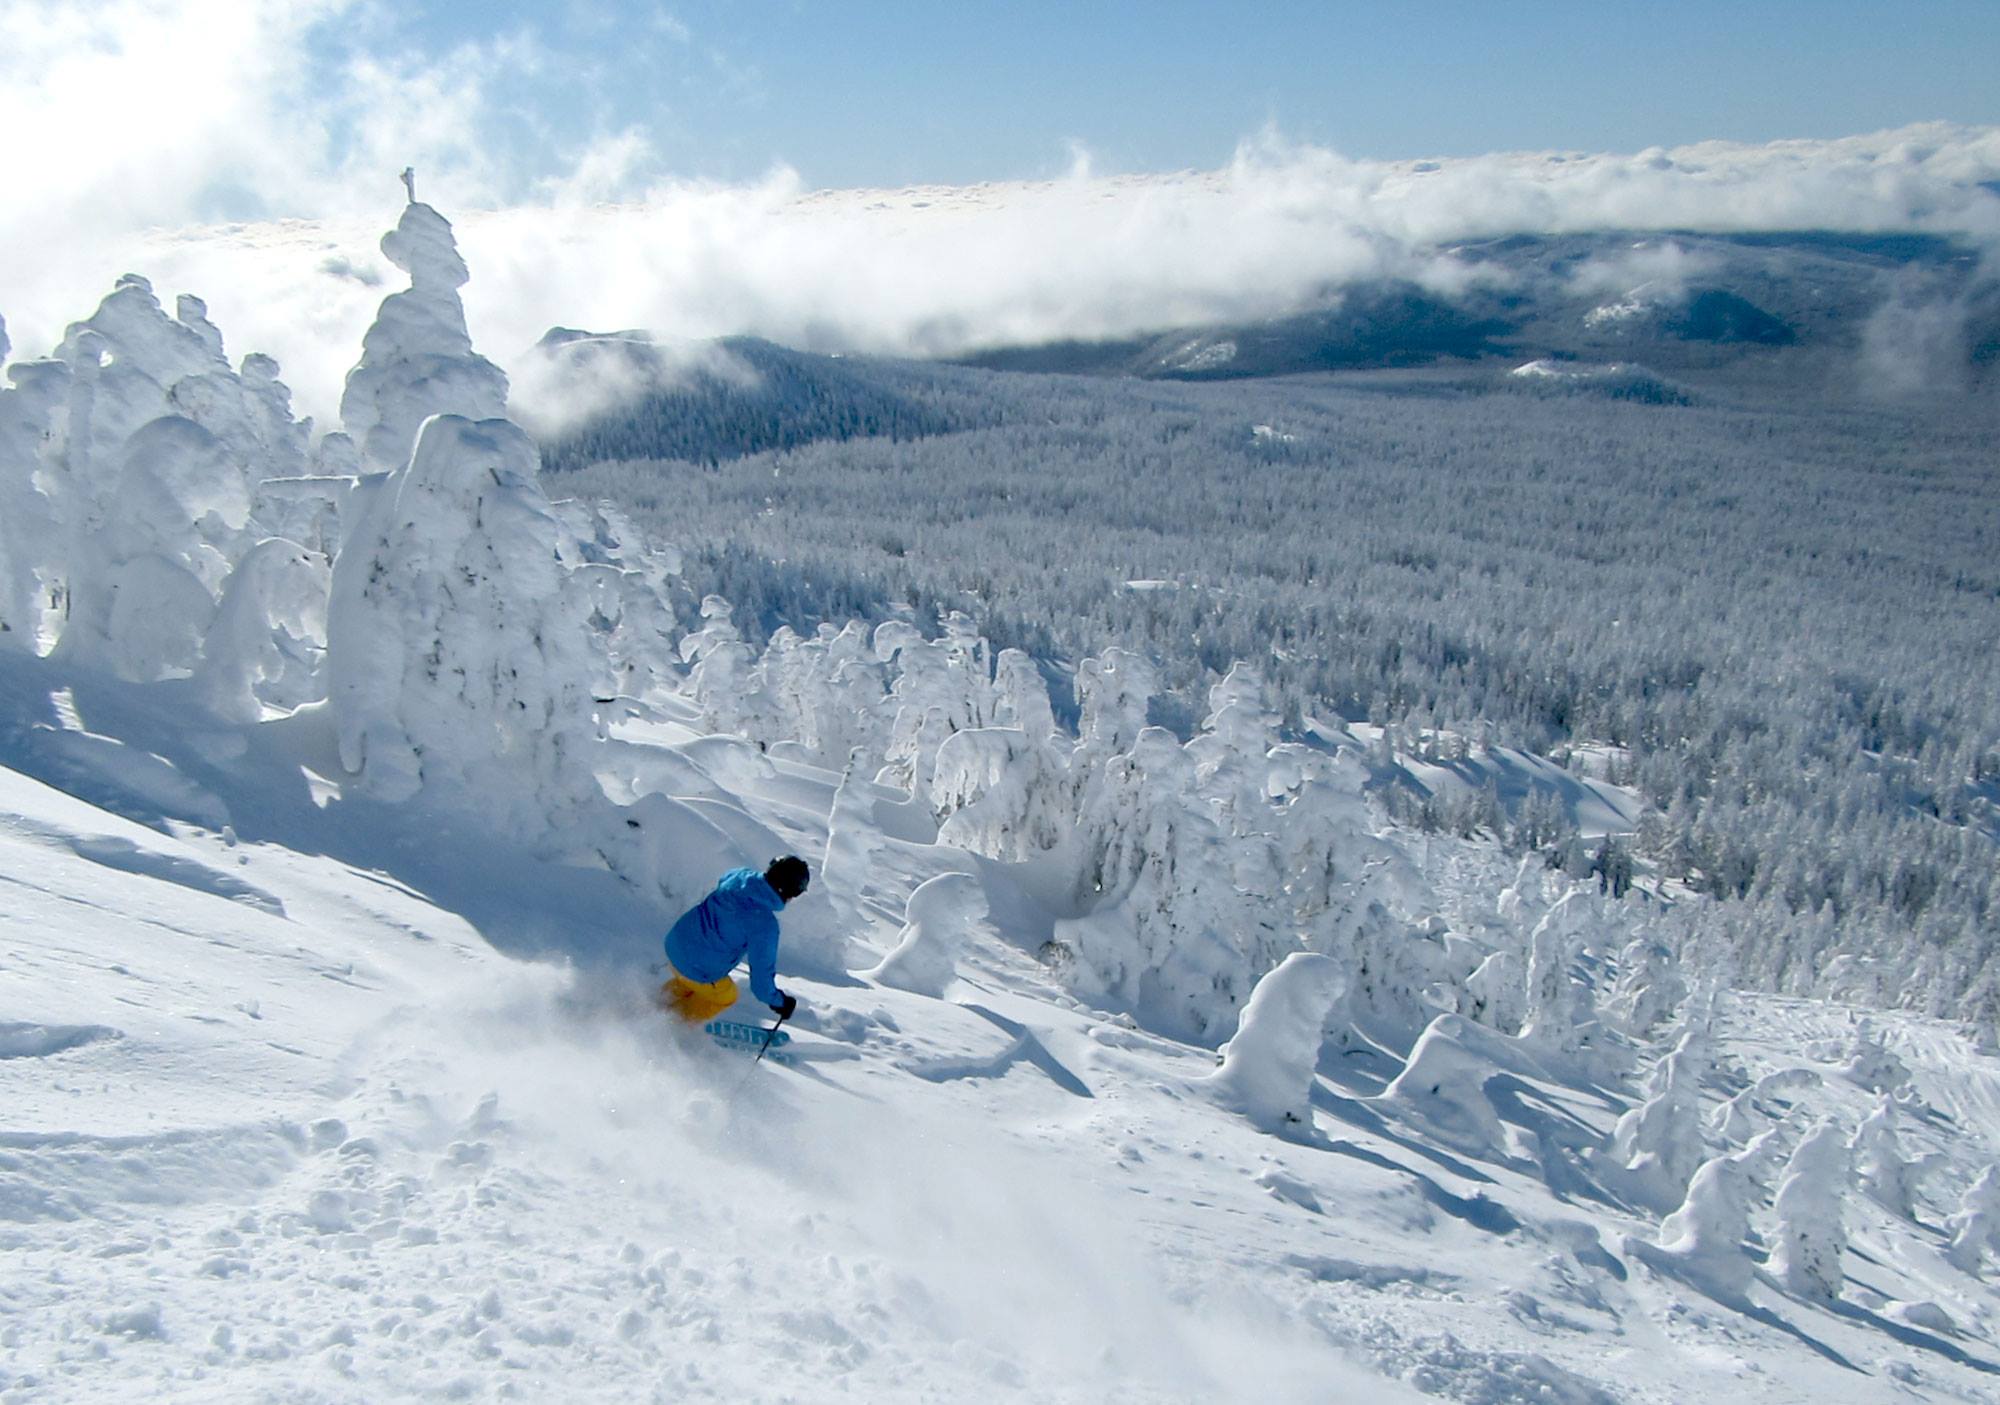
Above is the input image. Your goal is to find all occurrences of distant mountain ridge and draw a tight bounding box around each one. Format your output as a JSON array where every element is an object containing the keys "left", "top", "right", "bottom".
[
  {"left": 533, "top": 332, "right": 998, "bottom": 473},
  {"left": 532, "top": 228, "right": 1995, "bottom": 470}
]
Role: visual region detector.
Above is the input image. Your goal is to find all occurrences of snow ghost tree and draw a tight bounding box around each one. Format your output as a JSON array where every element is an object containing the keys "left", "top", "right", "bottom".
[
  {"left": 1204, "top": 952, "right": 1345, "bottom": 1132},
  {"left": 1523, "top": 903, "right": 1589, "bottom": 1054},
  {"left": 1840, "top": 1020, "right": 1912, "bottom": 1094},
  {"left": 1849, "top": 1094, "right": 1926, "bottom": 1220},
  {"left": 1380, "top": 1014, "right": 1511, "bottom": 1156},
  {"left": 1462, "top": 950, "right": 1527, "bottom": 1034},
  {"left": 865, "top": 872, "right": 988, "bottom": 999},
  {"left": 338, "top": 202, "right": 509, "bottom": 473},
  {"left": 680, "top": 596, "right": 765, "bottom": 738},
  {"left": 1058, "top": 726, "right": 1268, "bottom": 1044},
  {"left": 931, "top": 725, "right": 1072, "bottom": 863},
  {"left": 821, "top": 748, "right": 889, "bottom": 939},
  {"left": 195, "top": 538, "right": 331, "bottom": 722},
  {"left": 1946, "top": 1166, "right": 2000, "bottom": 1275},
  {"left": 56, "top": 414, "right": 251, "bottom": 680},
  {"left": 991, "top": 647, "right": 1058, "bottom": 744},
  {"left": 1609, "top": 933, "right": 1686, "bottom": 1039},
  {"left": 1604, "top": 1029, "right": 1707, "bottom": 1211},
  {"left": 1769, "top": 1119, "right": 1849, "bottom": 1301},
  {"left": 326, "top": 414, "right": 598, "bottom": 833},
  {"left": 19, "top": 275, "right": 321, "bottom": 679},
  {"left": 1647, "top": 1134, "right": 1775, "bottom": 1300},
  {"left": 0, "top": 318, "right": 62, "bottom": 650},
  {"left": 1073, "top": 648, "right": 1156, "bottom": 767},
  {"left": 874, "top": 618, "right": 991, "bottom": 793},
  {"left": 1187, "top": 662, "right": 1280, "bottom": 837},
  {"left": 557, "top": 499, "right": 681, "bottom": 704}
]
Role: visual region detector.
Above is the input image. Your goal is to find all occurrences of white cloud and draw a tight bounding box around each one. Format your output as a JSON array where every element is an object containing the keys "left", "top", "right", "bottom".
[
  {"left": 1566, "top": 240, "right": 1720, "bottom": 301},
  {"left": 3, "top": 4, "right": 1999, "bottom": 426}
]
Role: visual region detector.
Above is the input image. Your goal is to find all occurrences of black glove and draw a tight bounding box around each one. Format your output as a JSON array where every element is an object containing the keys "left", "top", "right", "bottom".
[{"left": 773, "top": 993, "right": 797, "bottom": 1020}]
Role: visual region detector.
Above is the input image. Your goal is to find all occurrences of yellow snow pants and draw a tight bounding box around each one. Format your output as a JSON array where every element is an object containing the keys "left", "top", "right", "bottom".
[{"left": 661, "top": 971, "right": 739, "bottom": 1023}]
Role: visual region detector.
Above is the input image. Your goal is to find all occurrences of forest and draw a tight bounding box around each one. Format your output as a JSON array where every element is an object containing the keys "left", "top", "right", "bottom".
[{"left": 549, "top": 358, "right": 2000, "bottom": 1023}]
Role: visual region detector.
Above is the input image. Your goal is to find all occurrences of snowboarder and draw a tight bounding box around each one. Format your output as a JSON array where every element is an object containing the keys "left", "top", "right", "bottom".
[{"left": 661, "top": 857, "right": 807, "bottom": 1023}]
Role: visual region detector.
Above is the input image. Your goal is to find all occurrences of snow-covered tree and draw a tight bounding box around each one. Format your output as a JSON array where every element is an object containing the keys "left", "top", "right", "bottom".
[
  {"left": 931, "top": 726, "right": 1072, "bottom": 863},
  {"left": 1944, "top": 1166, "right": 2000, "bottom": 1274},
  {"left": 1849, "top": 1094, "right": 1927, "bottom": 1220},
  {"left": 1072, "top": 647, "right": 1155, "bottom": 767},
  {"left": 1205, "top": 952, "right": 1345, "bottom": 1132},
  {"left": 555, "top": 498, "right": 681, "bottom": 703},
  {"left": 991, "top": 647, "right": 1058, "bottom": 745},
  {"left": 338, "top": 201, "right": 508, "bottom": 472},
  {"left": 874, "top": 618, "right": 991, "bottom": 793},
  {"left": 1187, "top": 662, "right": 1280, "bottom": 837},
  {"left": 1058, "top": 726, "right": 1267, "bottom": 1044},
  {"left": 325, "top": 414, "right": 598, "bottom": 832},
  {"left": 1711, "top": 1067, "right": 1821, "bottom": 1148},
  {"left": 821, "top": 748, "right": 889, "bottom": 939},
  {"left": 1649, "top": 1133, "right": 1777, "bottom": 1299},
  {"left": 0, "top": 318, "right": 60, "bottom": 650},
  {"left": 1768, "top": 1119, "right": 1849, "bottom": 1301},
  {"left": 1605, "top": 1029, "right": 1707, "bottom": 1211},
  {"left": 1608, "top": 932, "right": 1686, "bottom": 1039},
  {"left": 866, "top": 872, "right": 987, "bottom": 999},
  {"left": 1840, "top": 1020, "right": 1912, "bottom": 1094},
  {"left": 1462, "top": 950, "right": 1527, "bottom": 1034},
  {"left": 1381, "top": 1014, "right": 1510, "bottom": 1156},
  {"left": 194, "top": 538, "right": 330, "bottom": 722},
  {"left": 1523, "top": 902, "right": 1589, "bottom": 1054},
  {"left": 53, "top": 413, "right": 251, "bottom": 680},
  {"left": 680, "top": 596, "right": 769, "bottom": 738}
]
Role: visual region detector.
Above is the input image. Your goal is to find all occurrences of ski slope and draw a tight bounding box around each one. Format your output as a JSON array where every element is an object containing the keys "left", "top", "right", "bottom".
[{"left": 4, "top": 661, "right": 1999, "bottom": 1404}]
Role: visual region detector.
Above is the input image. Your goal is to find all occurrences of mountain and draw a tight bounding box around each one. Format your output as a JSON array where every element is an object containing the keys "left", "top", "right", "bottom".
[
  {"left": 521, "top": 230, "right": 1988, "bottom": 475},
  {"left": 531, "top": 331, "right": 997, "bottom": 472},
  {"left": 955, "top": 230, "right": 1984, "bottom": 382}
]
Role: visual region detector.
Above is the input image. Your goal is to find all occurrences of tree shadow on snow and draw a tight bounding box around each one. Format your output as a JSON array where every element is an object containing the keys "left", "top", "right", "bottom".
[
  {"left": 1308, "top": 1082, "right": 1497, "bottom": 1185},
  {"left": 1313, "top": 1134, "right": 1521, "bottom": 1235},
  {"left": 1826, "top": 1299, "right": 2000, "bottom": 1375},
  {"left": 1484, "top": 1073, "right": 1635, "bottom": 1214}
]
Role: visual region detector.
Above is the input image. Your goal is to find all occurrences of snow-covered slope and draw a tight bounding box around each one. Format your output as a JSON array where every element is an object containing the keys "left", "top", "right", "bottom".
[
  {"left": 5, "top": 668, "right": 2000, "bottom": 1403},
  {"left": 6, "top": 196, "right": 2000, "bottom": 1405}
]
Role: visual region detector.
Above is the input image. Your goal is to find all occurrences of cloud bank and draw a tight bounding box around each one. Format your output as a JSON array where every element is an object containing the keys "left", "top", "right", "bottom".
[{"left": 3, "top": 4, "right": 1999, "bottom": 425}]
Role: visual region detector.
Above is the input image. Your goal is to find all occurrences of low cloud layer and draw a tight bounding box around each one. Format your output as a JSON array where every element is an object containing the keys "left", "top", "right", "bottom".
[{"left": 3, "top": 3, "right": 1999, "bottom": 425}]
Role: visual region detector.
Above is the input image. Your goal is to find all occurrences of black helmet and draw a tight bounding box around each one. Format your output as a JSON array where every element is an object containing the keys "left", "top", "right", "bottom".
[{"left": 765, "top": 855, "right": 810, "bottom": 901}]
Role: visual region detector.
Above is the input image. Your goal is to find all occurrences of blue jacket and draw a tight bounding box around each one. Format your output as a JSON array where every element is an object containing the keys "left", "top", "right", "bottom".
[{"left": 665, "top": 868, "right": 788, "bottom": 1008}]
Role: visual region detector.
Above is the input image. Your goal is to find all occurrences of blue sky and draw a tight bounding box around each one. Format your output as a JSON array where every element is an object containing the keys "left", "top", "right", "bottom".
[{"left": 383, "top": 0, "right": 2000, "bottom": 189}]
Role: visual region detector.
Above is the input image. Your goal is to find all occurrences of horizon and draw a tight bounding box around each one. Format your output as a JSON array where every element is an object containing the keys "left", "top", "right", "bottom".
[{"left": 3, "top": 3, "right": 1999, "bottom": 423}]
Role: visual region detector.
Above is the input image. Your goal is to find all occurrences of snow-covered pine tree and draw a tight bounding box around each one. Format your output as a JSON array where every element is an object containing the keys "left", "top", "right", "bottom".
[
  {"left": 338, "top": 201, "right": 508, "bottom": 473},
  {"left": 1945, "top": 1166, "right": 2000, "bottom": 1274},
  {"left": 1768, "top": 1119, "right": 1850, "bottom": 1301},
  {"left": 1604, "top": 1028, "right": 1708, "bottom": 1211},
  {"left": 1849, "top": 1093, "right": 1935, "bottom": 1220}
]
